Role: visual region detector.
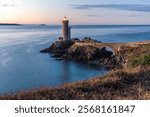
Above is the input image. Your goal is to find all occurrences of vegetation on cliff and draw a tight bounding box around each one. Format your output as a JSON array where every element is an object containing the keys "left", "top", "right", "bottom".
[{"left": 129, "top": 54, "right": 150, "bottom": 67}]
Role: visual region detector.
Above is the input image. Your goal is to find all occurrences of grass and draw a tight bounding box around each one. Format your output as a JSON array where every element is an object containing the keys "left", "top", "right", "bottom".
[{"left": 128, "top": 54, "right": 150, "bottom": 67}]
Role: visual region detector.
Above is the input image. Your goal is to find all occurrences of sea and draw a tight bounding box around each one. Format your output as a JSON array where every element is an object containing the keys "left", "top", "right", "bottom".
[{"left": 0, "top": 25, "right": 150, "bottom": 94}]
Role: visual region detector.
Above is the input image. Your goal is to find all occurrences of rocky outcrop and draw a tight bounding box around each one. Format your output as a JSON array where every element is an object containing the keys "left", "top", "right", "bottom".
[
  {"left": 62, "top": 45, "right": 112, "bottom": 62},
  {"left": 81, "top": 37, "right": 102, "bottom": 43},
  {"left": 40, "top": 38, "right": 124, "bottom": 69},
  {"left": 40, "top": 40, "right": 75, "bottom": 53}
]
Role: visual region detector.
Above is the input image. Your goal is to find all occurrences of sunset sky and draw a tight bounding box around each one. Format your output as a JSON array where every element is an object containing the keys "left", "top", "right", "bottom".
[{"left": 0, "top": 0, "right": 150, "bottom": 24}]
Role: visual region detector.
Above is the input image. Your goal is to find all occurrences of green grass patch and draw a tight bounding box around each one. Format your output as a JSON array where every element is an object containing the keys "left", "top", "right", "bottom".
[{"left": 128, "top": 54, "right": 150, "bottom": 67}]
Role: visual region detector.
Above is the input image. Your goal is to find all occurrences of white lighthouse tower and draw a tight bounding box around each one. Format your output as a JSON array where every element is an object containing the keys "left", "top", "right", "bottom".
[{"left": 62, "top": 16, "right": 71, "bottom": 40}]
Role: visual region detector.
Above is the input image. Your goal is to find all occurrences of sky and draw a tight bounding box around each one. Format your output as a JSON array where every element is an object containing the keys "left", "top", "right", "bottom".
[{"left": 0, "top": 0, "right": 150, "bottom": 24}]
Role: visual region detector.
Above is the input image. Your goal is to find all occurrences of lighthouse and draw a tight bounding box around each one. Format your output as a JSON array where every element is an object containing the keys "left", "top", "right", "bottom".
[{"left": 62, "top": 16, "right": 71, "bottom": 40}]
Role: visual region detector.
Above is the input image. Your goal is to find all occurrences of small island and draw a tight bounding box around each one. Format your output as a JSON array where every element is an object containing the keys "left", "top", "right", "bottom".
[{"left": 0, "top": 17, "right": 150, "bottom": 100}]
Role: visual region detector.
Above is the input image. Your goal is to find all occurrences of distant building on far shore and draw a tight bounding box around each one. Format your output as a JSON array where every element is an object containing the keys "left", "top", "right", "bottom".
[{"left": 61, "top": 16, "right": 71, "bottom": 40}]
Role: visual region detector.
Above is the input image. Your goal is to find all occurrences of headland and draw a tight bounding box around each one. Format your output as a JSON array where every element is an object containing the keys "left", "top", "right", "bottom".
[
  {"left": 41, "top": 37, "right": 124, "bottom": 69},
  {"left": 0, "top": 38, "right": 150, "bottom": 100}
]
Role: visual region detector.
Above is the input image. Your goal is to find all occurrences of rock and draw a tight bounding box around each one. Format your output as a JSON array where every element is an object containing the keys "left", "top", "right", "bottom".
[
  {"left": 62, "top": 45, "right": 113, "bottom": 62},
  {"left": 40, "top": 40, "right": 75, "bottom": 54},
  {"left": 54, "top": 58, "right": 63, "bottom": 61},
  {"left": 40, "top": 37, "right": 124, "bottom": 69},
  {"left": 105, "top": 55, "right": 125, "bottom": 69},
  {"left": 40, "top": 48, "right": 50, "bottom": 53},
  {"left": 82, "top": 37, "right": 102, "bottom": 43},
  {"left": 51, "top": 52, "right": 64, "bottom": 58},
  {"left": 72, "top": 38, "right": 80, "bottom": 42},
  {"left": 40, "top": 37, "right": 101, "bottom": 53},
  {"left": 49, "top": 40, "right": 74, "bottom": 53}
]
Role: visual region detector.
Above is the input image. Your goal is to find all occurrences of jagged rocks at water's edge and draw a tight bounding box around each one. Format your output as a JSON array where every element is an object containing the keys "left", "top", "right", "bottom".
[{"left": 40, "top": 38, "right": 124, "bottom": 69}]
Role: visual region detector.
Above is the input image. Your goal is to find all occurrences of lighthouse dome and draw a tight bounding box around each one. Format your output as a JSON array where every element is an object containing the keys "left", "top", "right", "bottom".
[{"left": 62, "top": 16, "right": 69, "bottom": 23}]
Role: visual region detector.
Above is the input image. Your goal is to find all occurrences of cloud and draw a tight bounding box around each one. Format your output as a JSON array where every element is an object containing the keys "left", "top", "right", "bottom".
[
  {"left": 70, "top": 4, "right": 150, "bottom": 12},
  {"left": 128, "top": 14, "right": 145, "bottom": 17},
  {"left": 88, "top": 14, "right": 145, "bottom": 18},
  {"left": 0, "top": 4, "right": 16, "bottom": 7},
  {"left": 88, "top": 15, "right": 102, "bottom": 17}
]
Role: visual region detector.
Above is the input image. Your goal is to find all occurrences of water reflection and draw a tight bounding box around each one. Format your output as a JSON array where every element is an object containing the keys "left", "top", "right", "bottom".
[{"left": 62, "top": 60, "right": 71, "bottom": 83}]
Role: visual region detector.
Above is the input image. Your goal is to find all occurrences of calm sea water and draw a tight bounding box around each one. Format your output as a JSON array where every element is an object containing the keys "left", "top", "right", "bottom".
[{"left": 0, "top": 25, "right": 150, "bottom": 94}]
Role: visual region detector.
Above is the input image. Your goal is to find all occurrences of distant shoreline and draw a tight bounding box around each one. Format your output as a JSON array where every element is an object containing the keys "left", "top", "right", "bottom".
[{"left": 0, "top": 23, "right": 22, "bottom": 26}]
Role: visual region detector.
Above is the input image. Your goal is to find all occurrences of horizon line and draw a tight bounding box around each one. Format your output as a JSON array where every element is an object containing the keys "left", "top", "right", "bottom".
[{"left": 0, "top": 23, "right": 150, "bottom": 26}]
